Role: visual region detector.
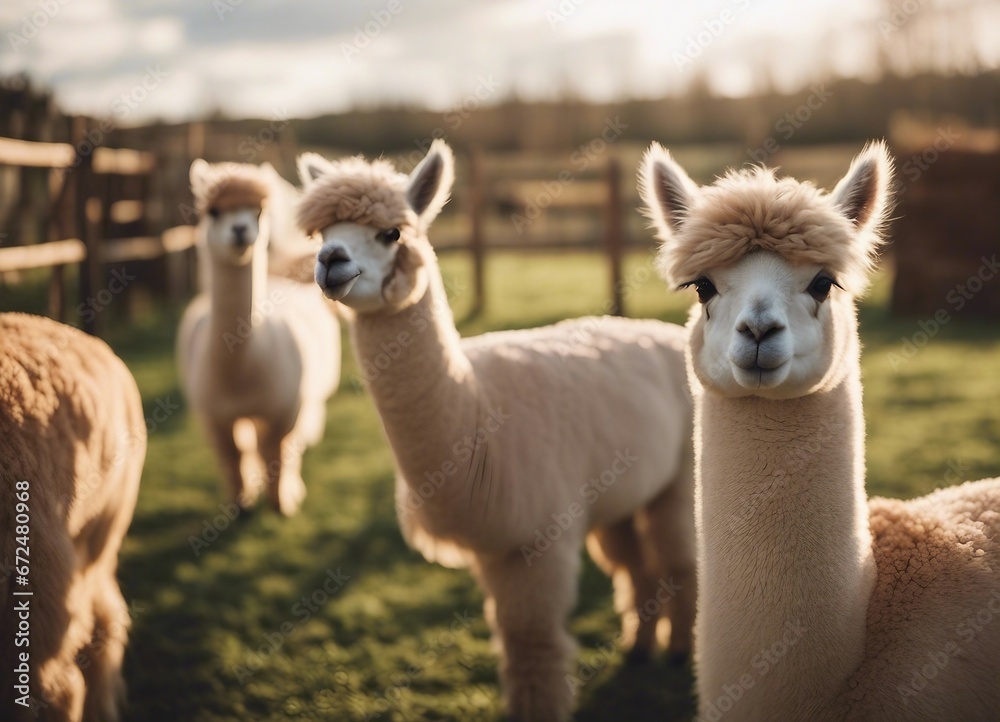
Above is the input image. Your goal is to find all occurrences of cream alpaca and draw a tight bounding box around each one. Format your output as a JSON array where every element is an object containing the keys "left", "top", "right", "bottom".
[
  {"left": 178, "top": 160, "right": 340, "bottom": 515},
  {"left": 640, "top": 140, "right": 1000, "bottom": 720},
  {"left": 0, "top": 314, "right": 145, "bottom": 722},
  {"left": 297, "top": 141, "right": 697, "bottom": 721}
]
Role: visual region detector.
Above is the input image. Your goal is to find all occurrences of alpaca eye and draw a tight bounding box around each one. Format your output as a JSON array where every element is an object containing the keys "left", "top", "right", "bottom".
[
  {"left": 679, "top": 277, "right": 717, "bottom": 304},
  {"left": 208, "top": 207, "right": 220, "bottom": 219},
  {"left": 377, "top": 228, "right": 401, "bottom": 244},
  {"left": 808, "top": 274, "right": 839, "bottom": 302}
]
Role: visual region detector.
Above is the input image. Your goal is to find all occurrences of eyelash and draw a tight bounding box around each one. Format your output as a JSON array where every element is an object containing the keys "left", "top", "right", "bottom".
[{"left": 679, "top": 277, "right": 717, "bottom": 304}]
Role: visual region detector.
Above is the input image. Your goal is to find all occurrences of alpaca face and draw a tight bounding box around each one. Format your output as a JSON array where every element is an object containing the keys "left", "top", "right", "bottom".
[
  {"left": 639, "top": 141, "right": 892, "bottom": 399},
  {"left": 685, "top": 252, "right": 845, "bottom": 398},
  {"left": 299, "top": 140, "right": 455, "bottom": 314},
  {"left": 312, "top": 221, "right": 405, "bottom": 311},
  {"left": 201, "top": 206, "right": 266, "bottom": 265}
]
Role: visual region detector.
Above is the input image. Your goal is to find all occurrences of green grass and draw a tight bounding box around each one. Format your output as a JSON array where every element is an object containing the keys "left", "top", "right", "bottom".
[{"left": 7, "top": 250, "right": 999, "bottom": 721}]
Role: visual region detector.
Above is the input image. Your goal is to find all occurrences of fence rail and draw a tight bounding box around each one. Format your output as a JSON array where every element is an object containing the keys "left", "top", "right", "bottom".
[{"left": 0, "top": 129, "right": 192, "bottom": 333}]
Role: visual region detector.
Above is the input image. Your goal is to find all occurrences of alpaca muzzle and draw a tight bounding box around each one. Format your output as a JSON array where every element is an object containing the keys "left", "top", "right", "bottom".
[{"left": 315, "top": 244, "right": 361, "bottom": 300}]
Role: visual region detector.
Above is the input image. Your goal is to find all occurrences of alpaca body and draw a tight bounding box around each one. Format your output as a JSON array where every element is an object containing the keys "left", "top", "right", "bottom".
[
  {"left": 298, "top": 141, "right": 697, "bottom": 720},
  {"left": 0, "top": 313, "right": 145, "bottom": 722},
  {"left": 366, "top": 278, "right": 691, "bottom": 560},
  {"left": 850, "top": 479, "right": 1000, "bottom": 719},
  {"left": 178, "top": 160, "right": 340, "bottom": 515},
  {"left": 638, "top": 140, "right": 1000, "bottom": 721}
]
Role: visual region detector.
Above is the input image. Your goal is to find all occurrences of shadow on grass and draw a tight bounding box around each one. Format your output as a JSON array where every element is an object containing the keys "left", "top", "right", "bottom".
[{"left": 576, "top": 656, "right": 696, "bottom": 721}]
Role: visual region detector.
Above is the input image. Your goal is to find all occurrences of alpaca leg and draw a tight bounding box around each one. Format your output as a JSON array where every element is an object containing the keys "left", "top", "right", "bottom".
[
  {"left": 477, "top": 547, "right": 580, "bottom": 722},
  {"left": 80, "top": 566, "right": 129, "bottom": 722},
  {"left": 205, "top": 420, "right": 255, "bottom": 509},
  {"left": 258, "top": 427, "right": 306, "bottom": 517},
  {"left": 586, "top": 519, "right": 659, "bottom": 663},
  {"left": 638, "top": 473, "right": 697, "bottom": 663}
]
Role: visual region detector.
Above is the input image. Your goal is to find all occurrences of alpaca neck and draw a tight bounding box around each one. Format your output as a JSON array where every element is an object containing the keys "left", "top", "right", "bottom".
[
  {"left": 352, "top": 263, "right": 484, "bottom": 512},
  {"left": 207, "top": 244, "right": 269, "bottom": 363},
  {"left": 695, "top": 367, "right": 875, "bottom": 719}
]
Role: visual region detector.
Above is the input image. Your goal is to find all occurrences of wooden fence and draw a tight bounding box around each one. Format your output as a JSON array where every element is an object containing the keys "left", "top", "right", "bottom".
[
  {"left": 0, "top": 123, "right": 197, "bottom": 335},
  {"left": 2, "top": 125, "right": 640, "bottom": 329},
  {"left": 452, "top": 149, "right": 631, "bottom": 316}
]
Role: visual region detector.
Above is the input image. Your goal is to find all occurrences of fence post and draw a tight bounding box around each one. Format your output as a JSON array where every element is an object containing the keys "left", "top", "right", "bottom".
[
  {"left": 604, "top": 155, "right": 624, "bottom": 316},
  {"left": 468, "top": 146, "right": 486, "bottom": 315},
  {"left": 72, "top": 117, "right": 100, "bottom": 335}
]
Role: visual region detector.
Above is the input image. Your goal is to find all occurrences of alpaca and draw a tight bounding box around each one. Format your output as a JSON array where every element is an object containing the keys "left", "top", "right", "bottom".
[
  {"left": 177, "top": 160, "right": 340, "bottom": 515},
  {"left": 295, "top": 141, "right": 697, "bottom": 721},
  {"left": 639, "top": 140, "right": 1000, "bottom": 720},
  {"left": 0, "top": 313, "right": 145, "bottom": 721}
]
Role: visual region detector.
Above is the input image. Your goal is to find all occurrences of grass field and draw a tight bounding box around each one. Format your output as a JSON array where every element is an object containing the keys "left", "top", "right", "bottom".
[{"left": 6, "top": 249, "right": 1000, "bottom": 721}]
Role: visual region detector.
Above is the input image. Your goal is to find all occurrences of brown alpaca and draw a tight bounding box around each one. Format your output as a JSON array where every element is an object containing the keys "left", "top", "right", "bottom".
[
  {"left": 1, "top": 314, "right": 145, "bottom": 721},
  {"left": 640, "top": 140, "right": 1000, "bottom": 720}
]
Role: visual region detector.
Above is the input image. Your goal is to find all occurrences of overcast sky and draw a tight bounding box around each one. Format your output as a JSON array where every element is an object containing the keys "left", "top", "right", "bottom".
[{"left": 1, "top": 0, "right": 997, "bottom": 124}]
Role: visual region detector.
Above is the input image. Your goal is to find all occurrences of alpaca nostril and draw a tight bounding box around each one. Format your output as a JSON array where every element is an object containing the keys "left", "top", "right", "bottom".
[
  {"left": 232, "top": 225, "right": 248, "bottom": 245},
  {"left": 738, "top": 320, "right": 785, "bottom": 343},
  {"left": 318, "top": 245, "right": 351, "bottom": 265}
]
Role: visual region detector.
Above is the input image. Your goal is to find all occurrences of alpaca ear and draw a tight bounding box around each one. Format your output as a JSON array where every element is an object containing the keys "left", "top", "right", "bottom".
[
  {"left": 832, "top": 140, "right": 893, "bottom": 231},
  {"left": 189, "top": 158, "right": 210, "bottom": 193},
  {"left": 297, "top": 152, "right": 334, "bottom": 187},
  {"left": 638, "top": 142, "right": 700, "bottom": 239},
  {"left": 407, "top": 139, "right": 455, "bottom": 225}
]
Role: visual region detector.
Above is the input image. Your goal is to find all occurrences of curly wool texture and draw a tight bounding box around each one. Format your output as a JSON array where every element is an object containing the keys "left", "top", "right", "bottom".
[
  {"left": 297, "top": 156, "right": 417, "bottom": 235},
  {"left": 0, "top": 313, "right": 145, "bottom": 722},
  {"left": 650, "top": 167, "right": 883, "bottom": 295},
  {"left": 191, "top": 162, "right": 271, "bottom": 215}
]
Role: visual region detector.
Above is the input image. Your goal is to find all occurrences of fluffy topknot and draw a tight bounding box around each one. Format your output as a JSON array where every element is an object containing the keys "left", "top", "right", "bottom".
[
  {"left": 639, "top": 141, "right": 894, "bottom": 296},
  {"left": 190, "top": 160, "right": 272, "bottom": 216},
  {"left": 296, "top": 156, "right": 416, "bottom": 235}
]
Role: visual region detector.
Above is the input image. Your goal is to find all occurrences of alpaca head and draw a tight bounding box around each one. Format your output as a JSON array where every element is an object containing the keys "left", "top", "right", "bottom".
[
  {"left": 295, "top": 140, "right": 454, "bottom": 314},
  {"left": 190, "top": 159, "right": 272, "bottom": 266},
  {"left": 640, "top": 141, "right": 893, "bottom": 399}
]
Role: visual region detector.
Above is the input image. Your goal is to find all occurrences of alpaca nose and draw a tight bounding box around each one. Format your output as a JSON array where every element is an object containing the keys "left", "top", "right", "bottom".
[
  {"left": 738, "top": 318, "right": 785, "bottom": 343},
  {"left": 232, "top": 224, "right": 248, "bottom": 246},
  {"left": 318, "top": 244, "right": 351, "bottom": 266}
]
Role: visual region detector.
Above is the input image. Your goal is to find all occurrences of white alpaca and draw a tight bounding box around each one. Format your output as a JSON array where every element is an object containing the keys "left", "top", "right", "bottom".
[
  {"left": 1, "top": 314, "right": 145, "bottom": 722},
  {"left": 177, "top": 160, "right": 340, "bottom": 515},
  {"left": 639, "top": 140, "right": 1000, "bottom": 720},
  {"left": 295, "top": 141, "right": 697, "bottom": 721}
]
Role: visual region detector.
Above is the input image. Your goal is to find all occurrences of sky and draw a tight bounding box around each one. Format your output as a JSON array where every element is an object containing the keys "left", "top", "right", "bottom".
[{"left": 1, "top": 0, "right": 997, "bottom": 125}]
